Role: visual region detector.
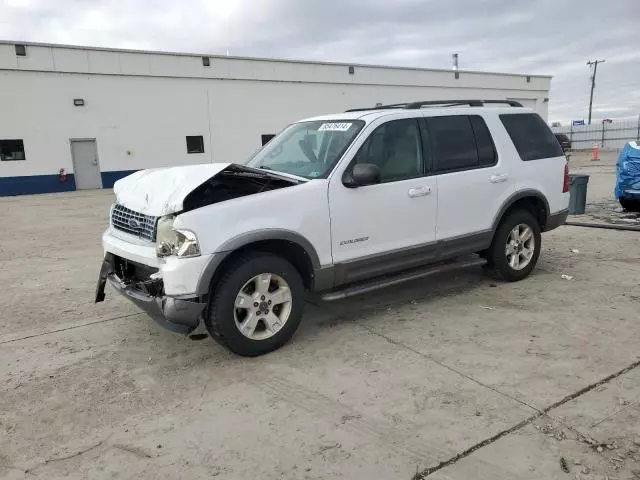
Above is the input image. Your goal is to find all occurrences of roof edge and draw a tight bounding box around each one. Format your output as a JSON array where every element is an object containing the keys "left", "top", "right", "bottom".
[{"left": 0, "top": 39, "right": 553, "bottom": 79}]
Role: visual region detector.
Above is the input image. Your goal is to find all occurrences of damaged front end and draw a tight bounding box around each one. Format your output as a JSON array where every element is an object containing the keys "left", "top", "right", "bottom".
[
  {"left": 95, "top": 253, "right": 206, "bottom": 334},
  {"left": 96, "top": 163, "right": 304, "bottom": 334}
]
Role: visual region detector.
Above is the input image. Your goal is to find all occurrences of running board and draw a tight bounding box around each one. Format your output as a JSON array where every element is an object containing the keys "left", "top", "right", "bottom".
[{"left": 320, "top": 256, "right": 487, "bottom": 302}]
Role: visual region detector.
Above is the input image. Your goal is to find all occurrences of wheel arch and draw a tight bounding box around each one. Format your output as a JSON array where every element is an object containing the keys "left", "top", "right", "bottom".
[
  {"left": 197, "top": 230, "right": 321, "bottom": 295},
  {"left": 492, "top": 190, "right": 550, "bottom": 234}
]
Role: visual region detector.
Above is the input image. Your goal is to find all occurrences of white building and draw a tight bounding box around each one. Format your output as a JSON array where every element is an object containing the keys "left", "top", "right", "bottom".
[{"left": 0, "top": 41, "right": 551, "bottom": 196}]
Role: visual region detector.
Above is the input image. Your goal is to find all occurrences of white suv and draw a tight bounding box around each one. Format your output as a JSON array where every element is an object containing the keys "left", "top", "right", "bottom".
[{"left": 96, "top": 100, "right": 569, "bottom": 356}]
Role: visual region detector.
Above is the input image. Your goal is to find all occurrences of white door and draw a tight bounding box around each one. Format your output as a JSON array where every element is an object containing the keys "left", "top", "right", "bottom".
[
  {"left": 71, "top": 139, "right": 102, "bottom": 190},
  {"left": 428, "top": 115, "right": 514, "bottom": 250},
  {"left": 329, "top": 118, "right": 437, "bottom": 284}
]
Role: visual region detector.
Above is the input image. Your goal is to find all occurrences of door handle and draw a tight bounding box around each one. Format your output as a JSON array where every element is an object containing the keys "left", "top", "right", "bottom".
[
  {"left": 408, "top": 186, "right": 432, "bottom": 198},
  {"left": 490, "top": 174, "right": 508, "bottom": 183}
]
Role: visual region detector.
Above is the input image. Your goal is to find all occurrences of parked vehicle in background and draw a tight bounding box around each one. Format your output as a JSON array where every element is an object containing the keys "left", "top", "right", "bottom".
[
  {"left": 615, "top": 141, "right": 640, "bottom": 212},
  {"left": 96, "top": 99, "right": 569, "bottom": 356},
  {"left": 555, "top": 133, "right": 571, "bottom": 151}
]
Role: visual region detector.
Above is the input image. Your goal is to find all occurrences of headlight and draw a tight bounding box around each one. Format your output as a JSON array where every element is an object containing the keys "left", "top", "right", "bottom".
[
  {"left": 155, "top": 216, "right": 200, "bottom": 258},
  {"left": 174, "top": 229, "right": 200, "bottom": 257}
]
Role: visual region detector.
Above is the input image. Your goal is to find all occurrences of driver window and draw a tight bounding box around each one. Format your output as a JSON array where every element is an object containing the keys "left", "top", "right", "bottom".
[{"left": 353, "top": 118, "right": 423, "bottom": 182}]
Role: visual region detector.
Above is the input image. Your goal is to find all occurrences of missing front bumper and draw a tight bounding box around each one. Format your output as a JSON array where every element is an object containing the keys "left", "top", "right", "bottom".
[{"left": 95, "top": 253, "right": 205, "bottom": 334}]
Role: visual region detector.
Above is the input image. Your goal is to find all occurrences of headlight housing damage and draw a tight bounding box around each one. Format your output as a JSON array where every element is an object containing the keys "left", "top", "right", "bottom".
[{"left": 155, "top": 216, "right": 200, "bottom": 258}]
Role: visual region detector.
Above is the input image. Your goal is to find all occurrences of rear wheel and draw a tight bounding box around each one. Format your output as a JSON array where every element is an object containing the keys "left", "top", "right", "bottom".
[
  {"left": 205, "top": 253, "right": 305, "bottom": 356},
  {"left": 487, "top": 211, "right": 541, "bottom": 281}
]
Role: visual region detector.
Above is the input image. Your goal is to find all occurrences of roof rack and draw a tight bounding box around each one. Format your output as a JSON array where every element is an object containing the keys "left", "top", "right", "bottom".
[{"left": 345, "top": 99, "right": 523, "bottom": 112}]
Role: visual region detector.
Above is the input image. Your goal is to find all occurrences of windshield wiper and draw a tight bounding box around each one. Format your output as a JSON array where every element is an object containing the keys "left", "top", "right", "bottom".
[{"left": 258, "top": 165, "right": 274, "bottom": 170}]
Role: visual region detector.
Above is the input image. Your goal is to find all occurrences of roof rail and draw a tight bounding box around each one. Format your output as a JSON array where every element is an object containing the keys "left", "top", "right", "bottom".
[
  {"left": 345, "top": 103, "right": 410, "bottom": 112},
  {"left": 345, "top": 99, "right": 523, "bottom": 112}
]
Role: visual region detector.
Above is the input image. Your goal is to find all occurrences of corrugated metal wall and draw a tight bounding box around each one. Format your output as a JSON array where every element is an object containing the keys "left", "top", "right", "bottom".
[{"left": 552, "top": 117, "right": 640, "bottom": 150}]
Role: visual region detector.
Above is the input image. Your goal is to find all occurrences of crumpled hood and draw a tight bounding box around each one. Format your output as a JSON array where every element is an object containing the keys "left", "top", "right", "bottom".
[{"left": 113, "top": 163, "right": 231, "bottom": 216}]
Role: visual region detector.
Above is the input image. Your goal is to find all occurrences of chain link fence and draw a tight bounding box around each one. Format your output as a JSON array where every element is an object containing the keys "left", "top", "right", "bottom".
[{"left": 551, "top": 116, "right": 640, "bottom": 150}]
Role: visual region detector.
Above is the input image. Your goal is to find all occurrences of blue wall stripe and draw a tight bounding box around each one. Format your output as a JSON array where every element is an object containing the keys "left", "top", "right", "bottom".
[
  {"left": 0, "top": 174, "right": 77, "bottom": 196},
  {"left": 0, "top": 170, "right": 138, "bottom": 196},
  {"left": 101, "top": 170, "right": 138, "bottom": 188}
]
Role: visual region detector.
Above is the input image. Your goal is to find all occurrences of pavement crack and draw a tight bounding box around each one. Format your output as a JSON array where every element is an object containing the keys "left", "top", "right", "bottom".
[
  {"left": 410, "top": 357, "right": 640, "bottom": 479},
  {"left": 0, "top": 313, "right": 143, "bottom": 345},
  {"left": 357, "top": 323, "right": 541, "bottom": 413},
  {"left": 25, "top": 434, "right": 113, "bottom": 473}
]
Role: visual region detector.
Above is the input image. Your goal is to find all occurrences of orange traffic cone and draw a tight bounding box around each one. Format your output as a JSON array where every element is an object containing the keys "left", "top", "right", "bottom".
[{"left": 592, "top": 144, "right": 599, "bottom": 161}]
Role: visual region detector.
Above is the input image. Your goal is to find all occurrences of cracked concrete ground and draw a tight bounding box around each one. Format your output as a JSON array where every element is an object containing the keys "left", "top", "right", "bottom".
[{"left": 1, "top": 151, "right": 639, "bottom": 479}]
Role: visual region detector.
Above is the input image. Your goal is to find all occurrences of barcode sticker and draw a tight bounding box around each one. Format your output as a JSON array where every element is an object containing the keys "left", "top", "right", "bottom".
[{"left": 318, "top": 122, "right": 353, "bottom": 132}]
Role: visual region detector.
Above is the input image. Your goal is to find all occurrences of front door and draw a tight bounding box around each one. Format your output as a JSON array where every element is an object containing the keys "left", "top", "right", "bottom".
[
  {"left": 329, "top": 118, "right": 437, "bottom": 284},
  {"left": 70, "top": 139, "right": 102, "bottom": 190}
]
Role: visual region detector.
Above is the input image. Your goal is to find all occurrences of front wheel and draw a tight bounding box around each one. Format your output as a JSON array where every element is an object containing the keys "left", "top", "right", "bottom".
[
  {"left": 487, "top": 211, "right": 541, "bottom": 282},
  {"left": 205, "top": 253, "right": 305, "bottom": 356}
]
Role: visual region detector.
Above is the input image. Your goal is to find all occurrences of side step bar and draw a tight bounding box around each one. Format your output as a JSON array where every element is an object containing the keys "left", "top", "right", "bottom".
[{"left": 320, "top": 256, "right": 487, "bottom": 302}]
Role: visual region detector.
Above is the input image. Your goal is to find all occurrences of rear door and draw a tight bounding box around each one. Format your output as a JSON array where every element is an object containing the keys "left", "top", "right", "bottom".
[{"left": 428, "top": 114, "right": 514, "bottom": 257}]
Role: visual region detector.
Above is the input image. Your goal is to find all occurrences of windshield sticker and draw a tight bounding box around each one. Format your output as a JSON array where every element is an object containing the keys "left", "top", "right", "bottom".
[{"left": 318, "top": 122, "right": 353, "bottom": 132}]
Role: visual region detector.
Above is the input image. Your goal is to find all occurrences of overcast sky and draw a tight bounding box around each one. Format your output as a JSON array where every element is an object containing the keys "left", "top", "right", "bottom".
[{"left": 1, "top": 0, "right": 638, "bottom": 123}]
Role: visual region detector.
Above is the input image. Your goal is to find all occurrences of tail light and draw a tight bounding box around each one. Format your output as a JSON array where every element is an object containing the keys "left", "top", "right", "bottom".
[{"left": 562, "top": 162, "right": 569, "bottom": 193}]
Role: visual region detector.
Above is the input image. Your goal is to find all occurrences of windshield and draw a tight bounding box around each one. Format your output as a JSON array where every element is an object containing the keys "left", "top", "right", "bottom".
[{"left": 247, "top": 120, "right": 365, "bottom": 179}]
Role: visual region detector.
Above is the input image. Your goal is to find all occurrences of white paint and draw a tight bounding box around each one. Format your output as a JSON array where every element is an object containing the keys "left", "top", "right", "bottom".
[
  {"left": 0, "top": 42, "right": 551, "bottom": 181},
  {"left": 328, "top": 110, "right": 437, "bottom": 263},
  {"left": 434, "top": 111, "right": 516, "bottom": 240},
  {"left": 174, "top": 179, "right": 334, "bottom": 266},
  {"left": 113, "top": 163, "right": 230, "bottom": 216},
  {"left": 102, "top": 104, "right": 568, "bottom": 307}
]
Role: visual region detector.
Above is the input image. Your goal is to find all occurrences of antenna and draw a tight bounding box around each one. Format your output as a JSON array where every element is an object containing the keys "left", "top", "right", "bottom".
[{"left": 452, "top": 53, "right": 459, "bottom": 79}]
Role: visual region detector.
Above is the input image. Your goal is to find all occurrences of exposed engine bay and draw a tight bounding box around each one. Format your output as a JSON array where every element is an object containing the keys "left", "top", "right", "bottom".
[{"left": 182, "top": 165, "right": 301, "bottom": 212}]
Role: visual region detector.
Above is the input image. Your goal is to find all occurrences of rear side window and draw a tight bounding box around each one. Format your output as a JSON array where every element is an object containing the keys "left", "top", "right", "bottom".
[
  {"left": 426, "top": 115, "right": 497, "bottom": 172},
  {"left": 427, "top": 116, "right": 478, "bottom": 172},
  {"left": 500, "top": 113, "right": 563, "bottom": 161},
  {"left": 469, "top": 116, "right": 497, "bottom": 166}
]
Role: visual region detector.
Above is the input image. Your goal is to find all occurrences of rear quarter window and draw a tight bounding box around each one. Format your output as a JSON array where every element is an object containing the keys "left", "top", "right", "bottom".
[{"left": 500, "top": 113, "right": 563, "bottom": 161}]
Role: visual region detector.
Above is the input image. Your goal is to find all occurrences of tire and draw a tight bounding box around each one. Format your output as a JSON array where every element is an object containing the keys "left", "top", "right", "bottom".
[
  {"left": 620, "top": 197, "right": 640, "bottom": 213},
  {"left": 205, "top": 253, "right": 305, "bottom": 356},
  {"left": 487, "top": 210, "right": 541, "bottom": 282}
]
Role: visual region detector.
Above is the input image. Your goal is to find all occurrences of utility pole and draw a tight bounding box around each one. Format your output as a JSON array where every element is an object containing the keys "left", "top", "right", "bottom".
[{"left": 587, "top": 59, "right": 605, "bottom": 125}]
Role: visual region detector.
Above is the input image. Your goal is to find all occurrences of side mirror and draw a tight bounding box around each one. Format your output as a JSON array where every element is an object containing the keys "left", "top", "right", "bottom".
[{"left": 343, "top": 163, "right": 381, "bottom": 188}]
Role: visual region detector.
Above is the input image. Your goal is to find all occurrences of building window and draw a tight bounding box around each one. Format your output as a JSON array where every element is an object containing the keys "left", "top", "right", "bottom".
[
  {"left": 348, "top": 65, "right": 355, "bottom": 74},
  {"left": 0, "top": 139, "right": 26, "bottom": 161},
  {"left": 15, "top": 44, "right": 26, "bottom": 56},
  {"left": 261, "top": 134, "right": 276, "bottom": 146},
  {"left": 186, "top": 136, "right": 204, "bottom": 154},
  {"left": 202, "top": 56, "right": 210, "bottom": 67}
]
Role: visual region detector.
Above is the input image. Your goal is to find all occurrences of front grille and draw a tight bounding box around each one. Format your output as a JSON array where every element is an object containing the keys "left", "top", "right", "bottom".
[{"left": 111, "top": 204, "right": 157, "bottom": 241}]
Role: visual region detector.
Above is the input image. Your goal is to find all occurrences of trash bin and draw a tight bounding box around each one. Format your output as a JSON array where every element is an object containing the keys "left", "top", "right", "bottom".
[{"left": 568, "top": 174, "right": 589, "bottom": 214}]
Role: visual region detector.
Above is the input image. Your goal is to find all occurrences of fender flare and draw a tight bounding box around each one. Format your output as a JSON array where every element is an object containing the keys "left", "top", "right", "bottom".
[
  {"left": 491, "top": 189, "right": 550, "bottom": 233},
  {"left": 196, "top": 229, "right": 321, "bottom": 295}
]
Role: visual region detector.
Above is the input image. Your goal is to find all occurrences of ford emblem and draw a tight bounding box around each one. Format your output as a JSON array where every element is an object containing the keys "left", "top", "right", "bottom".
[{"left": 128, "top": 218, "right": 141, "bottom": 229}]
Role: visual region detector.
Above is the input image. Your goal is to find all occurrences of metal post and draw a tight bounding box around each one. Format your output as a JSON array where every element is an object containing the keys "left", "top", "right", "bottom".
[
  {"left": 601, "top": 120, "right": 606, "bottom": 148},
  {"left": 569, "top": 122, "right": 573, "bottom": 143},
  {"left": 587, "top": 59, "right": 605, "bottom": 125},
  {"left": 637, "top": 114, "right": 640, "bottom": 142}
]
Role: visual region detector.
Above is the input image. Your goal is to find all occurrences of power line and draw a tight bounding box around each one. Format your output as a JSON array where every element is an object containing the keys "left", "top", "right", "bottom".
[{"left": 586, "top": 59, "right": 605, "bottom": 125}]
